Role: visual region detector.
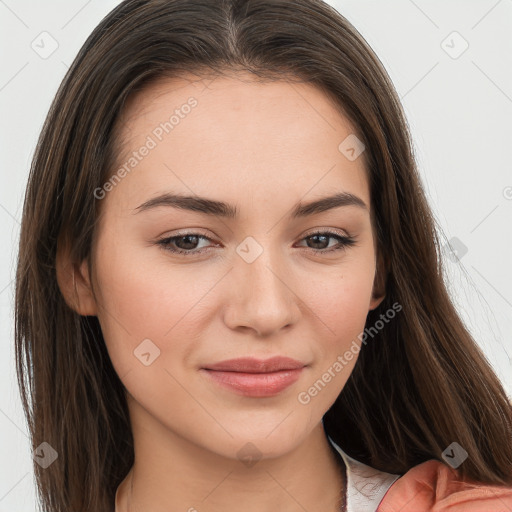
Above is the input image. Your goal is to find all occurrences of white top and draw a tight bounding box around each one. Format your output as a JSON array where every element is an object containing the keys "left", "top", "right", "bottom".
[{"left": 327, "top": 435, "right": 401, "bottom": 512}]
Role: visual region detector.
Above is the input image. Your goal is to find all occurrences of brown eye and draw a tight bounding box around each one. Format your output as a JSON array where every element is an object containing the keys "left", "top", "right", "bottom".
[
  {"left": 157, "top": 233, "right": 213, "bottom": 256},
  {"left": 298, "top": 231, "right": 357, "bottom": 253}
]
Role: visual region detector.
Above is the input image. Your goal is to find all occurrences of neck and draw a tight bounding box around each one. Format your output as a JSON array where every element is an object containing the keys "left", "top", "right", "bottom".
[{"left": 115, "top": 408, "right": 345, "bottom": 512}]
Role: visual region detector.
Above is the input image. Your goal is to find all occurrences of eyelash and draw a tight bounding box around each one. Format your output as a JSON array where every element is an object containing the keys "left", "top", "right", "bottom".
[{"left": 156, "top": 230, "right": 357, "bottom": 256}]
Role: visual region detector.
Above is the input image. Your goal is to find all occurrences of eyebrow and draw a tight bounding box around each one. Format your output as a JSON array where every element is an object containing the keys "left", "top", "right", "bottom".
[{"left": 133, "top": 191, "right": 368, "bottom": 218}]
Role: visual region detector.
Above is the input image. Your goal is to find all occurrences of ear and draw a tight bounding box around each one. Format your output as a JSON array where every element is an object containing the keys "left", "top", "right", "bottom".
[
  {"left": 56, "top": 236, "right": 98, "bottom": 316},
  {"left": 369, "top": 249, "right": 387, "bottom": 311}
]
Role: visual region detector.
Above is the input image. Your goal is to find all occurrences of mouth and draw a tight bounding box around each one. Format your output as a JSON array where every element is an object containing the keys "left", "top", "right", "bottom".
[{"left": 200, "top": 356, "right": 307, "bottom": 397}]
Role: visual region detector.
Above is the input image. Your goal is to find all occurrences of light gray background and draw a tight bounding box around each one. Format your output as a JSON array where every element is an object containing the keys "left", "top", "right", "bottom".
[{"left": 1, "top": 0, "right": 511, "bottom": 509}]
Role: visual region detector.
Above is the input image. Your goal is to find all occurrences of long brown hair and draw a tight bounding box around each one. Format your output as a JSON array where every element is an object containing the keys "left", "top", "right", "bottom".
[{"left": 15, "top": 0, "right": 512, "bottom": 510}]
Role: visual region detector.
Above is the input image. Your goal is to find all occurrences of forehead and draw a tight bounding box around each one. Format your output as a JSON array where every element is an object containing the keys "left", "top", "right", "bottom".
[
  {"left": 106, "top": 72, "right": 370, "bottom": 214},
  {"left": 118, "top": 72, "right": 361, "bottom": 146}
]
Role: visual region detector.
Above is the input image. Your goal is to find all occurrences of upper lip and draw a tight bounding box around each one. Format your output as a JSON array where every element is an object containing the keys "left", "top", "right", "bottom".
[{"left": 203, "top": 356, "right": 306, "bottom": 373}]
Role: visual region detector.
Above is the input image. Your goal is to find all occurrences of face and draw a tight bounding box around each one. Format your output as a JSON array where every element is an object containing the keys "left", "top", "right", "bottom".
[{"left": 86, "top": 72, "right": 384, "bottom": 460}]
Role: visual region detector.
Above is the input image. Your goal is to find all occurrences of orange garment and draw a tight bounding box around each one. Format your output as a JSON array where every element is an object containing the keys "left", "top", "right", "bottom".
[
  {"left": 326, "top": 432, "right": 512, "bottom": 512},
  {"left": 377, "top": 459, "right": 512, "bottom": 512}
]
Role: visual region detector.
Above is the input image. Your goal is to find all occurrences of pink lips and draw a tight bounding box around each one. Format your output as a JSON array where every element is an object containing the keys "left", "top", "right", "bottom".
[{"left": 200, "top": 356, "right": 306, "bottom": 397}]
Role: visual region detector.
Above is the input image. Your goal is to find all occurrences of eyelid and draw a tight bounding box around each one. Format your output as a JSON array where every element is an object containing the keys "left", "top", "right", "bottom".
[
  {"left": 156, "top": 228, "right": 215, "bottom": 242},
  {"left": 302, "top": 227, "right": 351, "bottom": 238}
]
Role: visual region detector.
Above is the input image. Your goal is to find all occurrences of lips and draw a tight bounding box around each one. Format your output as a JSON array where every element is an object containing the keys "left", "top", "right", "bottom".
[
  {"left": 203, "top": 356, "right": 306, "bottom": 373},
  {"left": 200, "top": 356, "right": 307, "bottom": 397}
]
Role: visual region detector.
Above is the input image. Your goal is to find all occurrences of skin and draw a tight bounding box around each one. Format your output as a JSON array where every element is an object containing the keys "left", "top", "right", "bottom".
[{"left": 58, "top": 71, "right": 385, "bottom": 512}]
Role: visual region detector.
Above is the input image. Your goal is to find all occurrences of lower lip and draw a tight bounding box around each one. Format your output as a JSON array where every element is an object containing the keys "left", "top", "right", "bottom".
[{"left": 200, "top": 368, "right": 304, "bottom": 397}]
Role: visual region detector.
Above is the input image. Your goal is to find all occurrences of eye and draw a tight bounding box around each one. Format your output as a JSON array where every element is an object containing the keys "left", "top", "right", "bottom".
[
  {"left": 156, "top": 232, "right": 214, "bottom": 256},
  {"left": 296, "top": 230, "right": 357, "bottom": 254}
]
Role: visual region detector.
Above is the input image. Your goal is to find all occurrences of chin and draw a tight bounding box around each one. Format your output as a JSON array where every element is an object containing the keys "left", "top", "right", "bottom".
[{"left": 208, "top": 421, "right": 312, "bottom": 462}]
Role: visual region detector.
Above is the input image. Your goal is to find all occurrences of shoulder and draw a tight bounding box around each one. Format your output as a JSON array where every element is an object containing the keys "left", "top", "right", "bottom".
[{"left": 377, "top": 459, "right": 512, "bottom": 511}]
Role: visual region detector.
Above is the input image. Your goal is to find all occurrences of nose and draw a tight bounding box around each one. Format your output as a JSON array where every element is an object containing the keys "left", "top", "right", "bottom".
[{"left": 222, "top": 242, "right": 301, "bottom": 337}]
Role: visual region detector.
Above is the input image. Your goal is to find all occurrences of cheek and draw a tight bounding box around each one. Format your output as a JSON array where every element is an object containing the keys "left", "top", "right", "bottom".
[
  {"left": 294, "top": 260, "right": 376, "bottom": 410},
  {"left": 92, "top": 237, "right": 222, "bottom": 372},
  {"left": 300, "top": 253, "right": 376, "bottom": 345}
]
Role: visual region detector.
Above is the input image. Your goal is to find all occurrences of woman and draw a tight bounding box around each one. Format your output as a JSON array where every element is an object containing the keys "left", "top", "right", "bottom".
[{"left": 14, "top": 0, "right": 512, "bottom": 511}]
